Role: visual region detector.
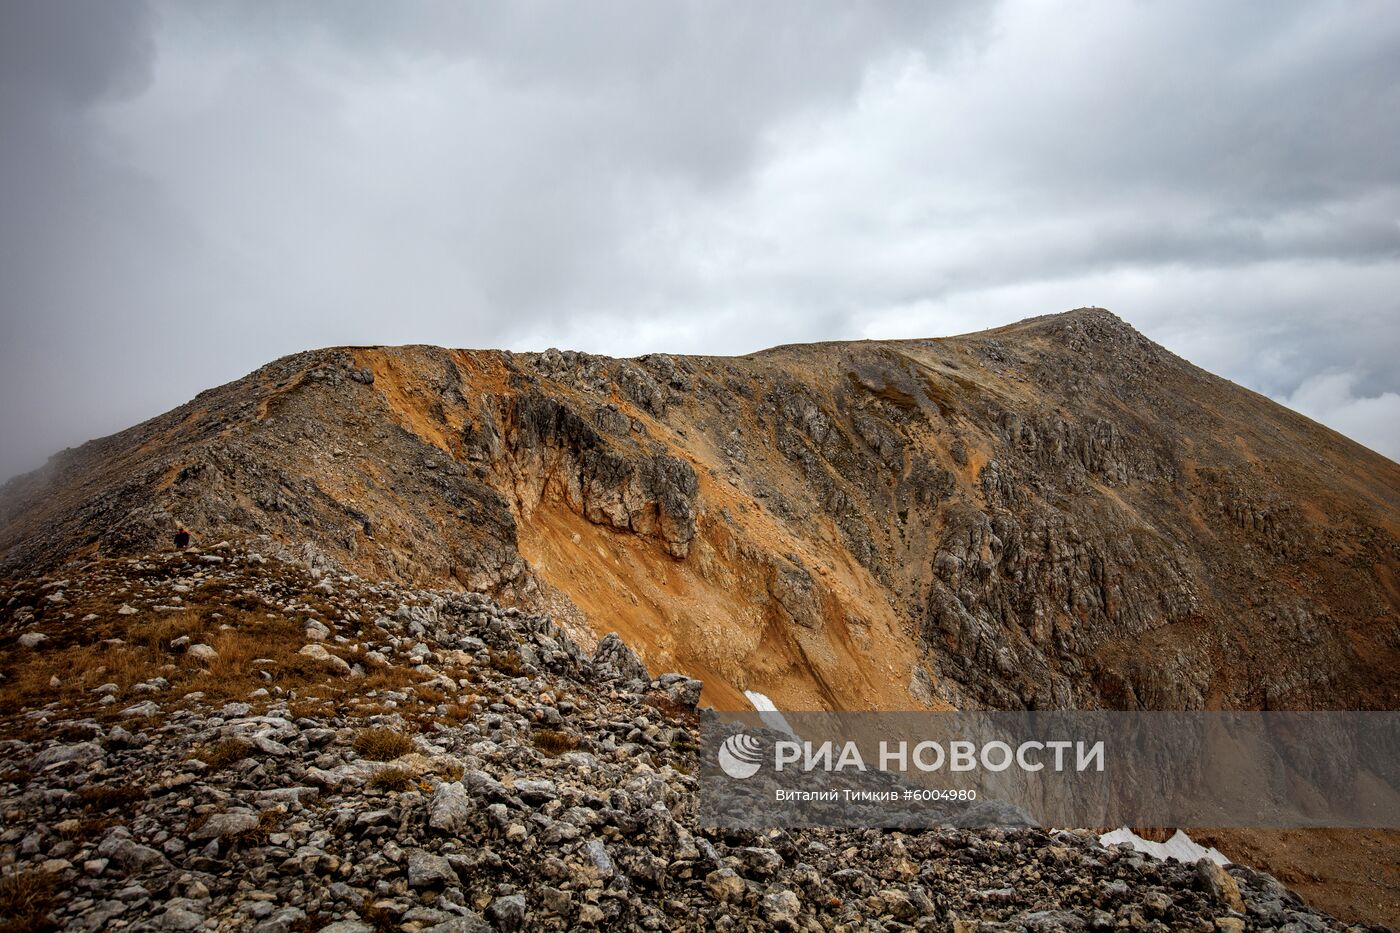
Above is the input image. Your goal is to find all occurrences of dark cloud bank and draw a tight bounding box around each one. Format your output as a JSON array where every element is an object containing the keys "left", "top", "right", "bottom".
[{"left": 2, "top": 0, "right": 1397, "bottom": 481}]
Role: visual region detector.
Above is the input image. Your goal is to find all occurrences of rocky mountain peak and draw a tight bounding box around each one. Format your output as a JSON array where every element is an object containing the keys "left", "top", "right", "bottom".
[
  {"left": 2, "top": 310, "right": 1398, "bottom": 927},
  {"left": 1, "top": 312, "right": 1396, "bottom": 716}
]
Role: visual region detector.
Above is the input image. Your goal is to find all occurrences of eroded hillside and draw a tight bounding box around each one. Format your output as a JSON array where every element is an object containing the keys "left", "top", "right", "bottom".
[{"left": 2, "top": 309, "right": 1398, "bottom": 714}]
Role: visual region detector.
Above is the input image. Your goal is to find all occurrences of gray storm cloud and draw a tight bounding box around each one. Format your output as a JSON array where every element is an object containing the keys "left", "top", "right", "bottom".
[{"left": 1, "top": 0, "right": 1397, "bottom": 481}]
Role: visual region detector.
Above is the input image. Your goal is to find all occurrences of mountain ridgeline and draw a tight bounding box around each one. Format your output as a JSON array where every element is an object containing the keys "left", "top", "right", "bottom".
[{"left": 3, "top": 308, "right": 1398, "bottom": 713}]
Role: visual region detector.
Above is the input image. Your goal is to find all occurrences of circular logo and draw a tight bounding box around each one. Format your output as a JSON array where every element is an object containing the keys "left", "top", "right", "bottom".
[{"left": 717, "top": 732, "right": 764, "bottom": 779}]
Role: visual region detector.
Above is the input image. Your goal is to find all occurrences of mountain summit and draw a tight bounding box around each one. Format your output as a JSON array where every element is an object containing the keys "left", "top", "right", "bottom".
[{"left": 2, "top": 309, "right": 1397, "bottom": 713}]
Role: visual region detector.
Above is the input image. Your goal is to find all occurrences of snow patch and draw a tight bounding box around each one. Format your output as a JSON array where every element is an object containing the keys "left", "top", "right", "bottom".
[
  {"left": 743, "top": 690, "right": 799, "bottom": 739},
  {"left": 1099, "top": 828, "right": 1229, "bottom": 865}
]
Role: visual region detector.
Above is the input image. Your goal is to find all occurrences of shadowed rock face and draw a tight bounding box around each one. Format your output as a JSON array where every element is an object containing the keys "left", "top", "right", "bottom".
[
  {"left": 3, "top": 308, "right": 1398, "bottom": 713},
  {"left": 497, "top": 391, "right": 698, "bottom": 559}
]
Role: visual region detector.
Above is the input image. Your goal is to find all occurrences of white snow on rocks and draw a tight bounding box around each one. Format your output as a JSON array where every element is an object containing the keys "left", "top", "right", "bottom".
[
  {"left": 1099, "top": 828, "right": 1229, "bottom": 865},
  {"left": 743, "top": 690, "right": 799, "bottom": 738}
]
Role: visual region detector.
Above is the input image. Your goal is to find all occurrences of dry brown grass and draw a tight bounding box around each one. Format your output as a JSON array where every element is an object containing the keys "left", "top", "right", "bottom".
[
  {"left": 413, "top": 684, "right": 447, "bottom": 705},
  {"left": 366, "top": 767, "right": 417, "bottom": 792},
  {"left": 191, "top": 579, "right": 267, "bottom": 612},
  {"left": 1, "top": 554, "right": 438, "bottom": 751},
  {"left": 441, "top": 701, "right": 477, "bottom": 722},
  {"left": 356, "top": 903, "right": 400, "bottom": 933},
  {"left": 0, "top": 870, "right": 57, "bottom": 933},
  {"left": 195, "top": 738, "right": 253, "bottom": 771},
  {"left": 642, "top": 689, "right": 700, "bottom": 728},
  {"left": 354, "top": 663, "right": 426, "bottom": 694},
  {"left": 76, "top": 783, "right": 147, "bottom": 813},
  {"left": 401, "top": 711, "right": 443, "bottom": 735},
  {"left": 1, "top": 642, "right": 152, "bottom": 715},
  {"left": 53, "top": 723, "right": 101, "bottom": 742},
  {"left": 0, "top": 551, "right": 393, "bottom": 729},
  {"left": 531, "top": 728, "right": 579, "bottom": 756},
  {"left": 288, "top": 699, "right": 334, "bottom": 720},
  {"left": 489, "top": 650, "right": 523, "bottom": 676},
  {"left": 56, "top": 817, "right": 117, "bottom": 842},
  {"left": 0, "top": 584, "right": 380, "bottom": 733},
  {"left": 232, "top": 809, "right": 282, "bottom": 845},
  {"left": 351, "top": 727, "right": 415, "bottom": 761},
  {"left": 127, "top": 614, "right": 204, "bottom": 653}
]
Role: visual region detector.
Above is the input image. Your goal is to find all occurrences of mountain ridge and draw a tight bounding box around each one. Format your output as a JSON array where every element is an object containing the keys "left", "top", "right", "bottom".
[
  {"left": 4, "top": 307, "right": 1399, "bottom": 925},
  {"left": 2, "top": 308, "right": 1398, "bottom": 715}
]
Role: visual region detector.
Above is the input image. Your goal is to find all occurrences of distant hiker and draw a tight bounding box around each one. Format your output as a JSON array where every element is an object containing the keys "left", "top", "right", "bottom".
[{"left": 174, "top": 528, "right": 191, "bottom": 549}]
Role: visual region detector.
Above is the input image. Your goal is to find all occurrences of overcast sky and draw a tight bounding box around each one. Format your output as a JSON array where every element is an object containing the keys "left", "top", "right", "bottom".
[{"left": 2, "top": 1, "right": 1398, "bottom": 480}]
